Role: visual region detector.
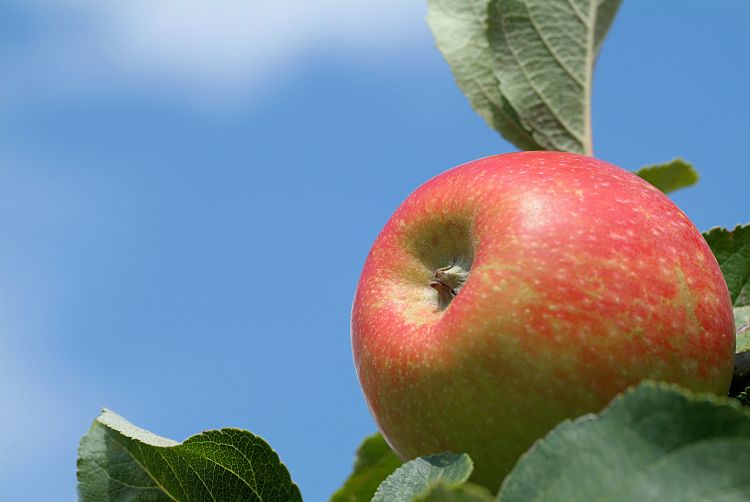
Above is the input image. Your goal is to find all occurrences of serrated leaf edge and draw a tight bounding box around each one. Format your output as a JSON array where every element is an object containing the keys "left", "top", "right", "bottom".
[
  {"left": 703, "top": 224, "right": 750, "bottom": 307},
  {"left": 372, "top": 452, "right": 474, "bottom": 502},
  {"left": 498, "top": 380, "right": 750, "bottom": 495},
  {"left": 78, "top": 408, "right": 301, "bottom": 502}
]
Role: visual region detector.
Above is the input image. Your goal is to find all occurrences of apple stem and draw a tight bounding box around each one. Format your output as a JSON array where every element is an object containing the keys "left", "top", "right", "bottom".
[{"left": 430, "top": 264, "right": 469, "bottom": 309}]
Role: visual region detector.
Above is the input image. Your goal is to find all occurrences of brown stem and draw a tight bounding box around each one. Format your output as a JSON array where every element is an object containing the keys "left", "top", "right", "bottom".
[{"left": 430, "top": 264, "right": 469, "bottom": 309}]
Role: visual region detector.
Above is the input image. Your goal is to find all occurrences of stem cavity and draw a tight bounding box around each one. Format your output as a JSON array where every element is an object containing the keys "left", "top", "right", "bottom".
[{"left": 430, "top": 263, "right": 469, "bottom": 310}]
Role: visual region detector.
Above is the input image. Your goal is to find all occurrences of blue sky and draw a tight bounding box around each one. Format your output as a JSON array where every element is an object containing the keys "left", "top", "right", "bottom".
[{"left": 1, "top": 1, "right": 748, "bottom": 500}]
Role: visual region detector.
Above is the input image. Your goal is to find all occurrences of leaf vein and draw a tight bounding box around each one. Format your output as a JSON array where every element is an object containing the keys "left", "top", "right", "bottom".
[
  {"left": 525, "top": 3, "right": 586, "bottom": 88},
  {"left": 497, "top": 9, "right": 586, "bottom": 148},
  {"left": 108, "top": 433, "right": 180, "bottom": 502}
]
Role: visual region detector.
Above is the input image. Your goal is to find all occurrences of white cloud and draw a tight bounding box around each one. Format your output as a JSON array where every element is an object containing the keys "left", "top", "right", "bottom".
[{"left": 3, "top": 0, "right": 426, "bottom": 109}]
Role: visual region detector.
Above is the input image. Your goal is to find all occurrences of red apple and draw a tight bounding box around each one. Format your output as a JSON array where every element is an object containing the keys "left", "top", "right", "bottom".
[{"left": 351, "top": 152, "right": 735, "bottom": 490}]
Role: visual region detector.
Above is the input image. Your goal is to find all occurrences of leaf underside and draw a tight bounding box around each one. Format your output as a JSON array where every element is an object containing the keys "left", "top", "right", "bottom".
[
  {"left": 735, "top": 305, "right": 750, "bottom": 354},
  {"left": 498, "top": 382, "right": 750, "bottom": 501},
  {"left": 416, "top": 482, "right": 495, "bottom": 502},
  {"left": 427, "top": 0, "right": 622, "bottom": 155},
  {"left": 372, "top": 452, "right": 474, "bottom": 502}
]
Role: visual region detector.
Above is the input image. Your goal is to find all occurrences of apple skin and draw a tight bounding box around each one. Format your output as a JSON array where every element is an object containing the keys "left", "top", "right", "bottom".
[{"left": 351, "top": 152, "right": 735, "bottom": 491}]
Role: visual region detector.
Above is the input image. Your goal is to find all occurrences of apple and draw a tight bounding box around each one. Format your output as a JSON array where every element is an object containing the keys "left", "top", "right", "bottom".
[{"left": 351, "top": 152, "right": 735, "bottom": 490}]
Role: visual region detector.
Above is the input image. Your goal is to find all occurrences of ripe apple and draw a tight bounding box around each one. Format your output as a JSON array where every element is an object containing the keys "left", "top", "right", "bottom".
[{"left": 351, "top": 152, "right": 735, "bottom": 490}]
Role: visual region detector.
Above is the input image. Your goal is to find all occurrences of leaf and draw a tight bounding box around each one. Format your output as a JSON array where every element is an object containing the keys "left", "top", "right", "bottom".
[
  {"left": 732, "top": 305, "right": 750, "bottom": 394},
  {"left": 488, "top": 0, "right": 621, "bottom": 155},
  {"left": 735, "top": 305, "right": 750, "bottom": 354},
  {"left": 703, "top": 224, "right": 750, "bottom": 307},
  {"left": 427, "top": 0, "right": 543, "bottom": 152},
  {"left": 77, "top": 409, "right": 301, "bottom": 502},
  {"left": 330, "top": 433, "right": 402, "bottom": 502},
  {"left": 634, "top": 158, "right": 699, "bottom": 194},
  {"left": 372, "top": 453, "right": 473, "bottom": 502},
  {"left": 416, "top": 483, "right": 495, "bottom": 502},
  {"left": 738, "top": 386, "right": 750, "bottom": 407},
  {"left": 498, "top": 381, "right": 750, "bottom": 501},
  {"left": 428, "top": 0, "right": 622, "bottom": 154}
]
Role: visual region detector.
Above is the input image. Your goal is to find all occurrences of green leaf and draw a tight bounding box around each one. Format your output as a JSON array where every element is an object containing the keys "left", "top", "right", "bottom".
[
  {"left": 735, "top": 305, "right": 750, "bottom": 354},
  {"left": 634, "top": 158, "right": 699, "bottom": 194},
  {"left": 77, "top": 409, "right": 301, "bottom": 502},
  {"left": 416, "top": 483, "right": 495, "bottom": 502},
  {"left": 428, "top": 0, "right": 622, "bottom": 155},
  {"left": 498, "top": 381, "right": 750, "bottom": 501},
  {"left": 732, "top": 307, "right": 750, "bottom": 396},
  {"left": 372, "top": 453, "right": 473, "bottom": 502},
  {"left": 330, "top": 433, "right": 402, "bottom": 502},
  {"left": 488, "top": 0, "right": 621, "bottom": 155},
  {"left": 738, "top": 386, "right": 750, "bottom": 407},
  {"left": 703, "top": 224, "right": 750, "bottom": 307},
  {"left": 427, "top": 0, "right": 543, "bottom": 152}
]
